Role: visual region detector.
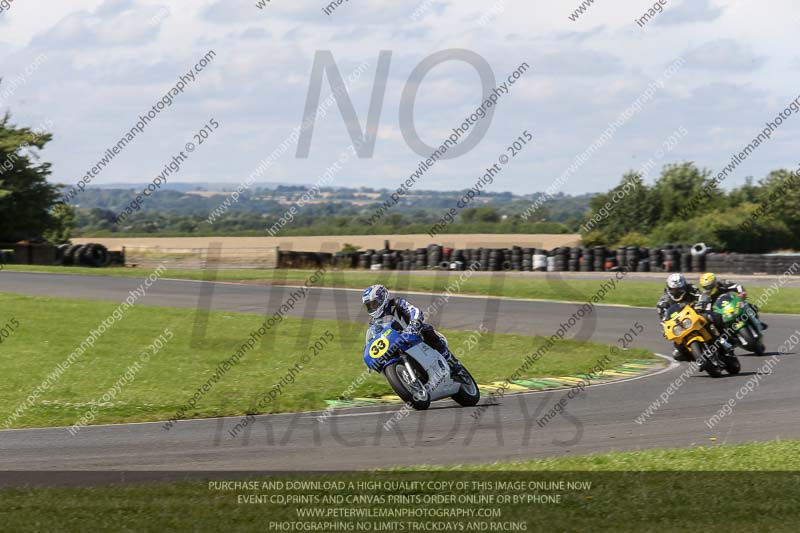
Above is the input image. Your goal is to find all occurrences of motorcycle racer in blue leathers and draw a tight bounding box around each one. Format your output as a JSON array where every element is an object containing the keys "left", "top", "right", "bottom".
[{"left": 362, "top": 284, "right": 465, "bottom": 380}]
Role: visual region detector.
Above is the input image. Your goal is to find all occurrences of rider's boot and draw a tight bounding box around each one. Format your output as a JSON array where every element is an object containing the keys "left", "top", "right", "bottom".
[
  {"left": 442, "top": 350, "right": 466, "bottom": 382},
  {"left": 719, "top": 337, "right": 735, "bottom": 356}
]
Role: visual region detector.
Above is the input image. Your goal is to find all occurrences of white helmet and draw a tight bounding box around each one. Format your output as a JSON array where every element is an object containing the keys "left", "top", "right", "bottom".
[
  {"left": 666, "top": 273, "right": 688, "bottom": 301},
  {"left": 362, "top": 284, "right": 390, "bottom": 319}
]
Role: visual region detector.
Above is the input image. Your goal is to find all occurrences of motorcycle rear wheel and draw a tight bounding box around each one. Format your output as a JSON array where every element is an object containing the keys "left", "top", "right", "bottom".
[
  {"left": 739, "top": 326, "right": 765, "bottom": 356},
  {"left": 385, "top": 362, "right": 431, "bottom": 410},
  {"left": 451, "top": 367, "right": 481, "bottom": 407}
]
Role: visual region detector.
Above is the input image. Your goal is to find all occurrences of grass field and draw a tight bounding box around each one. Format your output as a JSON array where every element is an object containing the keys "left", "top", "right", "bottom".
[
  {"left": 406, "top": 439, "right": 800, "bottom": 471},
  {"left": 0, "top": 292, "right": 649, "bottom": 429},
  {"left": 2, "top": 441, "right": 798, "bottom": 532},
  {"left": 70, "top": 234, "right": 582, "bottom": 250},
  {"left": 5, "top": 264, "right": 800, "bottom": 314}
]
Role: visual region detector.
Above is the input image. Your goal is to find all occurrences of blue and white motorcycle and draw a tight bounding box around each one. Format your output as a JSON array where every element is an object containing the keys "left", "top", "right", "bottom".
[{"left": 363, "top": 320, "right": 480, "bottom": 410}]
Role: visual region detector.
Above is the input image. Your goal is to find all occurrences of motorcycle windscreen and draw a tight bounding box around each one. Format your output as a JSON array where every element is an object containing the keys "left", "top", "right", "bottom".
[
  {"left": 712, "top": 292, "right": 743, "bottom": 324},
  {"left": 665, "top": 302, "right": 686, "bottom": 320}
]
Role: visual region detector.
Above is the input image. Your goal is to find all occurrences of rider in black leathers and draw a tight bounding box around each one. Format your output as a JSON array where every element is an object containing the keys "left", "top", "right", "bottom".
[{"left": 657, "top": 273, "right": 734, "bottom": 361}]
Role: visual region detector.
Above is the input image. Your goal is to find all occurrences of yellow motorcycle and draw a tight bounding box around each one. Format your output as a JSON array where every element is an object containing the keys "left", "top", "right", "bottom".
[{"left": 662, "top": 301, "right": 741, "bottom": 377}]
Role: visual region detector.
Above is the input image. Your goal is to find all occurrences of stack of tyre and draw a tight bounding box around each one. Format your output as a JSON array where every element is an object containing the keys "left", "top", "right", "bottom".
[
  {"left": 370, "top": 251, "right": 382, "bottom": 270},
  {"left": 508, "top": 246, "right": 522, "bottom": 271},
  {"left": 521, "top": 248, "right": 533, "bottom": 271},
  {"left": 532, "top": 249, "right": 547, "bottom": 272},
  {"left": 334, "top": 251, "right": 359, "bottom": 269},
  {"left": 567, "top": 247, "right": 581, "bottom": 271},
  {"left": 344, "top": 242, "right": 719, "bottom": 273},
  {"left": 357, "top": 250, "right": 372, "bottom": 269},
  {"left": 426, "top": 245, "right": 441, "bottom": 269},
  {"left": 660, "top": 245, "right": 680, "bottom": 272},
  {"left": 546, "top": 247, "right": 568, "bottom": 272},
  {"left": 690, "top": 243, "right": 708, "bottom": 272},
  {"left": 448, "top": 249, "right": 468, "bottom": 270},
  {"left": 490, "top": 249, "right": 507, "bottom": 271},
  {"left": 414, "top": 248, "right": 428, "bottom": 269},
  {"left": 576, "top": 246, "right": 592, "bottom": 272},
  {"left": 591, "top": 246, "right": 604, "bottom": 272},
  {"left": 56, "top": 243, "right": 110, "bottom": 267},
  {"left": 648, "top": 248, "right": 664, "bottom": 272}
]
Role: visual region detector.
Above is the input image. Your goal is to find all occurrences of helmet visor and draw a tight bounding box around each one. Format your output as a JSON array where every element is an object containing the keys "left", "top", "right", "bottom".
[
  {"left": 364, "top": 300, "right": 382, "bottom": 314},
  {"left": 668, "top": 287, "right": 686, "bottom": 299}
]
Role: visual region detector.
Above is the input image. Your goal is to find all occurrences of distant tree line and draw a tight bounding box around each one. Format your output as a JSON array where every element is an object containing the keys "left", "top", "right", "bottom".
[
  {"left": 2, "top": 99, "right": 795, "bottom": 253},
  {"left": 580, "top": 162, "right": 799, "bottom": 253}
]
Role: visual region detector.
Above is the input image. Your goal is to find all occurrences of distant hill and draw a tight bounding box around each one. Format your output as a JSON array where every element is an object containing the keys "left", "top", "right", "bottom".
[
  {"left": 67, "top": 183, "right": 594, "bottom": 237},
  {"left": 83, "top": 181, "right": 291, "bottom": 192}
]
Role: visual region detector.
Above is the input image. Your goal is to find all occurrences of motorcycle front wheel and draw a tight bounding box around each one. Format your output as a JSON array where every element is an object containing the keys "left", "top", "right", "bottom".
[
  {"left": 724, "top": 355, "right": 741, "bottom": 375},
  {"left": 691, "top": 342, "right": 722, "bottom": 378},
  {"left": 384, "top": 362, "right": 431, "bottom": 410}
]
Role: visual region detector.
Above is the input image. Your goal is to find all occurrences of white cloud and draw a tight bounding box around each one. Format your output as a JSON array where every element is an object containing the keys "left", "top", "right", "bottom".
[
  {"left": 0, "top": 0, "right": 796, "bottom": 194},
  {"left": 683, "top": 39, "right": 766, "bottom": 72}
]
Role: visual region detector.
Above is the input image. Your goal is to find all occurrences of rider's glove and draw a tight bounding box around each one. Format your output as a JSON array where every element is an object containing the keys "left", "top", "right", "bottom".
[{"left": 405, "top": 320, "right": 423, "bottom": 335}]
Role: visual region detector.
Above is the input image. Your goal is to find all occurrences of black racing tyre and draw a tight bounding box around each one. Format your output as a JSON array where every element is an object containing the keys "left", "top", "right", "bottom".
[
  {"left": 739, "top": 326, "right": 765, "bottom": 356},
  {"left": 691, "top": 242, "right": 708, "bottom": 256},
  {"left": 384, "top": 362, "right": 430, "bottom": 410},
  {"left": 692, "top": 342, "right": 722, "bottom": 378},
  {"left": 55, "top": 243, "right": 70, "bottom": 264},
  {"left": 451, "top": 367, "right": 480, "bottom": 407},
  {"left": 77, "top": 244, "right": 93, "bottom": 267},
  {"left": 63, "top": 244, "right": 83, "bottom": 266},
  {"left": 724, "top": 355, "right": 741, "bottom": 375},
  {"left": 756, "top": 337, "right": 767, "bottom": 356},
  {"left": 85, "top": 243, "right": 110, "bottom": 267}
]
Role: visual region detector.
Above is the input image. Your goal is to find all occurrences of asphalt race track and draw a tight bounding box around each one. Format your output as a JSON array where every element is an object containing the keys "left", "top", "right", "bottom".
[{"left": 1, "top": 271, "right": 798, "bottom": 472}]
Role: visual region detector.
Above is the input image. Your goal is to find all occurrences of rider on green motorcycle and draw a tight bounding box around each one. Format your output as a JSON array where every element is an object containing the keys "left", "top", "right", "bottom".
[{"left": 698, "top": 272, "right": 768, "bottom": 331}]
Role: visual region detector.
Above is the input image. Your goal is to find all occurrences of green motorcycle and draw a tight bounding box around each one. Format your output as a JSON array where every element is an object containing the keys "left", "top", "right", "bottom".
[{"left": 712, "top": 291, "right": 766, "bottom": 356}]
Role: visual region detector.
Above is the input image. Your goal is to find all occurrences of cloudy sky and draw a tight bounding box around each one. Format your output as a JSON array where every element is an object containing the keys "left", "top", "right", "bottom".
[{"left": 0, "top": 0, "right": 798, "bottom": 194}]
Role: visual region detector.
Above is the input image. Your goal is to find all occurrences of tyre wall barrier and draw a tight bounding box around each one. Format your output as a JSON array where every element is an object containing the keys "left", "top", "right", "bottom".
[{"left": 343, "top": 242, "right": 799, "bottom": 276}]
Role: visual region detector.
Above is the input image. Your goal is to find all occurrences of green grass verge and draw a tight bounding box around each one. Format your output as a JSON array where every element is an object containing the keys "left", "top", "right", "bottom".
[
  {"left": 0, "top": 292, "right": 648, "bottom": 429},
  {"left": 2, "top": 442, "right": 799, "bottom": 532},
  {"left": 5, "top": 264, "right": 799, "bottom": 314},
  {"left": 403, "top": 440, "right": 800, "bottom": 471}
]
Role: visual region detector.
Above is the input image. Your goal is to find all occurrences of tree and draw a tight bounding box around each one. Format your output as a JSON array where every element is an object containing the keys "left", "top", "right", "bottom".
[
  {"left": 461, "top": 206, "right": 500, "bottom": 223},
  {"left": 755, "top": 169, "right": 800, "bottom": 246},
  {"left": 43, "top": 203, "right": 76, "bottom": 243},
  {"left": 581, "top": 172, "right": 654, "bottom": 243},
  {"left": 0, "top": 112, "right": 70, "bottom": 242},
  {"left": 650, "top": 162, "right": 714, "bottom": 224}
]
